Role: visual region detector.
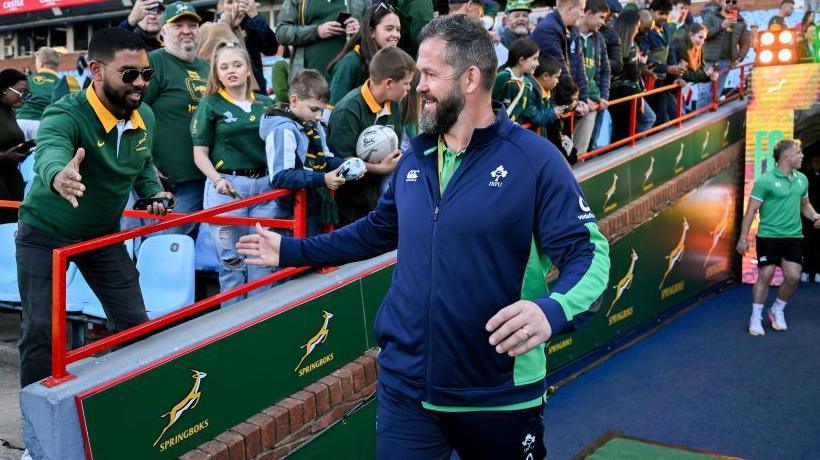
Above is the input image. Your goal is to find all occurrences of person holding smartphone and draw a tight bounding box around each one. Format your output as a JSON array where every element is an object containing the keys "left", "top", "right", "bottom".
[
  {"left": 0, "top": 69, "right": 31, "bottom": 223},
  {"left": 275, "top": 0, "right": 367, "bottom": 80},
  {"left": 701, "top": 0, "right": 750, "bottom": 108},
  {"left": 119, "top": 0, "right": 165, "bottom": 52}
]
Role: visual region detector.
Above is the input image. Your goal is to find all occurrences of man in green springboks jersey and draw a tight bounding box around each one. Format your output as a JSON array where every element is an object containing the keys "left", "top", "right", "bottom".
[
  {"left": 738, "top": 140, "right": 820, "bottom": 336},
  {"left": 16, "top": 28, "right": 173, "bottom": 389},
  {"left": 16, "top": 47, "right": 61, "bottom": 141}
]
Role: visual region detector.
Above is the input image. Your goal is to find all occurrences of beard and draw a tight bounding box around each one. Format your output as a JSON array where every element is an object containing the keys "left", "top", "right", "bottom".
[
  {"left": 419, "top": 85, "right": 465, "bottom": 136},
  {"left": 102, "top": 79, "right": 143, "bottom": 113},
  {"left": 511, "top": 24, "right": 530, "bottom": 36}
]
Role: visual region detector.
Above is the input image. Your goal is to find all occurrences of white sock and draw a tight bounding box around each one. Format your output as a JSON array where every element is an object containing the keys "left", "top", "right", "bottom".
[
  {"left": 752, "top": 303, "right": 764, "bottom": 319},
  {"left": 772, "top": 298, "right": 787, "bottom": 313}
]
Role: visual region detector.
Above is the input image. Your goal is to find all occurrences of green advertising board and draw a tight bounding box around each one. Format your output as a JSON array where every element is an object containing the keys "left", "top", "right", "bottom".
[
  {"left": 579, "top": 110, "right": 745, "bottom": 218},
  {"left": 548, "top": 168, "right": 738, "bottom": 370},
  {"left": 79, "top": 273, "right": 392, "bottom": 459}
]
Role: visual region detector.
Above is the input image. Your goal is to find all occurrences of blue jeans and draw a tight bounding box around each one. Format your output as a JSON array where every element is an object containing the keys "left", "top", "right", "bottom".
[
  {"left": 699, "top": 59, "right": 731, "bottom": 109},
  {"left": 204, "top": 174, "right": 277, "bottom": 306},
  {"left": 637, "top": 100, "right": 656, "bottom": 133}
]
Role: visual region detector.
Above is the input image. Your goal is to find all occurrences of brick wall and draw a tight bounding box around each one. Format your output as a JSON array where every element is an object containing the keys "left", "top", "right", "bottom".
[
  {"left": 2, "top": 52, "right": 84, "bottom": 73},
  {"left": 180, "top": 350, "right": 379, "bottom": 460}
]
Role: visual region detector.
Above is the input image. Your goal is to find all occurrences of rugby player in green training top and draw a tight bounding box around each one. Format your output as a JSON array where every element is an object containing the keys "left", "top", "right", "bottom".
[{"left": 738, "top": 140, "right": 820, "bottom": 336}]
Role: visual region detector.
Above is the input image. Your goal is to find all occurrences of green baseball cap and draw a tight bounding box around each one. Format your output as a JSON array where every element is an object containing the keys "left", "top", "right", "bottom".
[
  {"left": 163, "top": 1, "right": 202, "bottom": 23},
  {"left": 505, "top": 0, "right": 533, "bottom": 13}
]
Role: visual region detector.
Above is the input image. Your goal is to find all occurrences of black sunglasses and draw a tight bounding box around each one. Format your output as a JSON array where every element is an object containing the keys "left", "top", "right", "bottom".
[
  {"left": 6, "top": 86, "right": 32, "bottom": 103},
  {"left": 98, "top": 62, "right": 155, "bottom": 84}
]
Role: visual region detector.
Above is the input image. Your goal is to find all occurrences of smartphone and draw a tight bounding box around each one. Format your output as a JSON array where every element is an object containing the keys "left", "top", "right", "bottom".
[
  {"left": 133, "top": 197, "right": 175, "bottom": 210},
  {"left": 336, "top": 11, "right": 351, "bottom": 26},
  {"left": 17, "top": 140, "right": 36, "bottom": 155},
  {"left": 146, "top": 0, "right": 162, "bottom": 14}
]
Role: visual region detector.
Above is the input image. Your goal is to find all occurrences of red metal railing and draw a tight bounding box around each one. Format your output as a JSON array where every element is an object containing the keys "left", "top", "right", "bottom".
[
  {"left": 23, "top": 188, "right": 309, "bottom": 386},
  {"left": 567, "top": 62, "right": 753, "bottom": 162}
]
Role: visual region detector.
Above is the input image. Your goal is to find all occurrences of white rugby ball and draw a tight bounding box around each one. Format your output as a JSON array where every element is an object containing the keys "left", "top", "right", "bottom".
[
  {"left": 356, "top": 125, "right": 398, "bottom": 163},
  {"left": 339, "top": 157, "right": 367, "bottom": 180}
]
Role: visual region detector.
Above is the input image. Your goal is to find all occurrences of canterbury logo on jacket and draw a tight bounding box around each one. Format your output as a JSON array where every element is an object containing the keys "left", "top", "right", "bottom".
[{"left": 279, "top": 108, "right": 610, "bottom": 408}]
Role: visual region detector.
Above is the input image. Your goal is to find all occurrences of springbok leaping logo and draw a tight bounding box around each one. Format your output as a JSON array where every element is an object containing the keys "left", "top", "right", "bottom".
[
  {"left": 674, "top": 143, "right": 685, "bottom": 170},
  {"left": 767, "top": 78, "right": 787, "bottom": 93},
  {"left": 701, "top": 132, "right": 710, "bottom": 154},
  {"left": 660, "top": 218, "right": 689, "bottom": 289},
  {"left": 295, "top": 310, "right": 333, "bottom": 371},
  {"left": 704, "top": 198, "right": 733, "bottom": 267},
  {"left": 153, "top": 369, "right": 207, "bottom": 447},
  {"left": 603, "top": 173, "right": 618, "bottom": 208},
  {"left": 642, "top": 157, "right": 655, "bottom": 188},
  {"left": 607, "top": 248, "right": 639, "bottom": 316}
]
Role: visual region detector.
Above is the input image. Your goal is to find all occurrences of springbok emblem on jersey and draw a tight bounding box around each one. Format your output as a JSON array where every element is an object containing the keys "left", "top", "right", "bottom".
[
  {"left": 660, "top": 218, "right": 689, "bottom": 289},
  {"left": 295, "top": 311, "right": 333, "bottom": 371},
  {"left": 153, "top": 369, "right": 207, "bottom": 447},
  {"left": 704, "top": 198, "right": 732, "bottom": 267},
  {"left": 607, "top": 248, "right": 639, "bottom": 316}
]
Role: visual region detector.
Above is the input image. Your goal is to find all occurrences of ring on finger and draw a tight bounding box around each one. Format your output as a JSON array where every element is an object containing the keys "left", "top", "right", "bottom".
[{"left": 520, "top": 326, "right": 531, "bottom": 339}]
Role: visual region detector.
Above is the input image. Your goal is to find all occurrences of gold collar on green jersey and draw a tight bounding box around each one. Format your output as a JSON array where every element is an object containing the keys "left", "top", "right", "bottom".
[
  {"left": 360, "top": 80, "right": 391, "bottom": 115},
  {"left": 86, "top": 85, "right": 146, "bottom": 133},
  {"left": 218, "top": 88, "right": 256, "bottom": 105}
]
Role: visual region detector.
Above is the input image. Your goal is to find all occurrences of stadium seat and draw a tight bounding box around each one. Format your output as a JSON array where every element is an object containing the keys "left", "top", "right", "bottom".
[
  {"left": 0, "top": 223, "right": 20, "bottom": 303},
  {"left": 137, "top": 234, "right": 195, "bottom": 319}
]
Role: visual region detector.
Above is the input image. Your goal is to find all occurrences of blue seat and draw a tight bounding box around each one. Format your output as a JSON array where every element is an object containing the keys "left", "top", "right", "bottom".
[
  {"left": 137, "top": 234, "right": 195, "bottom": 319},
  {"left": 0, "top": 223, "right": 20, "bottom": 303}
]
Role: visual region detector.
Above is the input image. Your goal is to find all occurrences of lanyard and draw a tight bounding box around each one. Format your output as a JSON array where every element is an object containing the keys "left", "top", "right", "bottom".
[{"left": 437, "top": 135, "right": 445, "bottom": 194}]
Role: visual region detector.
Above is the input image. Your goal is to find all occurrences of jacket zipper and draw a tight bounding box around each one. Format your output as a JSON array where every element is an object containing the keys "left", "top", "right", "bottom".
[{"left": 424, "top": 197, "right": 440, "bottom": 402}]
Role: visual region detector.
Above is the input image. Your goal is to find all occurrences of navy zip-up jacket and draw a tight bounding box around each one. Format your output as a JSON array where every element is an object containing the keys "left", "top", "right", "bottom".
[
  {"left": 279, "top": 108, "right": 610, "bottom": 407},
  {"left": 532, "top": 11, "right": 590, "bottom": 100}
]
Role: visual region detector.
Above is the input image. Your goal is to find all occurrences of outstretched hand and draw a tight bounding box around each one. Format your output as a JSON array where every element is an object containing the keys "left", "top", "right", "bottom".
[
  {"left": 52, "top": 147, "right": 86, "bottom": 208},
  {"left": 236, "top": 223, "right": 282, "bottom": 267},
  {"left": 485, "top": 300, "right": 553, "bottom": 357}
]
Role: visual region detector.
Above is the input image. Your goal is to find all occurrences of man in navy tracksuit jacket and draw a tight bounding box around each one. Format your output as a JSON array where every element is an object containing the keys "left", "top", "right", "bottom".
[{"left": 238, "top": 15, "right": 610, "bottom": 460}]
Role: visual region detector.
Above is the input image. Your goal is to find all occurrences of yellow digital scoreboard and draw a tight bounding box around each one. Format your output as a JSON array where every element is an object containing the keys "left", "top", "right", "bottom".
[{"left": 741, "top": 62, "right": 820, "bottom": 284}]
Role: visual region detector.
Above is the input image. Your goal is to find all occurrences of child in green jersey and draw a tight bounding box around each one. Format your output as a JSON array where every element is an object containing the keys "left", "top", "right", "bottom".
[
  {"left": 191, "top": 42, "right": 275, "bottom": 305},
  {"left": 492, "top": 38, "right": 540, "bottom": 124}
]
